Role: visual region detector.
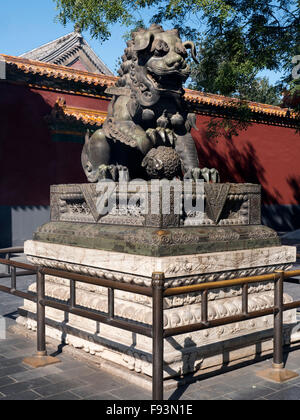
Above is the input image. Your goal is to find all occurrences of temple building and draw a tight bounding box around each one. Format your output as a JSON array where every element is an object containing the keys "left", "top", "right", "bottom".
[
  {"left": 20, "top": 27, "right": 113, "bottom": 76},
  {"left": 0, "top": 32, "right": 299, "bottom": 248}
]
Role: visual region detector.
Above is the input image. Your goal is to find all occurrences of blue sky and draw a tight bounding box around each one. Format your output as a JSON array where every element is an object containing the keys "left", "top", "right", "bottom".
[
  {"left": 0, "top": 0, "right": 283, "bottom": 82},
  {"left": 0, "top": 0, "right": 135, "bottom": 75}
]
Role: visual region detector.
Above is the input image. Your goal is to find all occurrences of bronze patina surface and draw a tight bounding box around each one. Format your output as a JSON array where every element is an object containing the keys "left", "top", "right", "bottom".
[
  {"left": 81, "top": 24, "right": 219, "bottom": 183},
  {"left": 50, "top": 182, "right": 261, "bottom": 228},
  {"left": 34, "top": 222, "right": 279, "bottom": 257},
  {"left": 30, "top": 26, "right": 281, "bottom": 258},
  {"left": 31, "top": 180, "right": 280, "bottom": 257}
]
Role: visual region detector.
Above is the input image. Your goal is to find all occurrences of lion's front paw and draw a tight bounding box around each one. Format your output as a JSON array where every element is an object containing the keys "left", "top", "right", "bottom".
[
  {"left": 184, "top": 167, "right": 220, "bottom": 183},
  {"left": 146, "top": 127, "right": 176, "bottom": 146},
  {"left": 98, "top": 164, "right": 129, "bottom": 182}
]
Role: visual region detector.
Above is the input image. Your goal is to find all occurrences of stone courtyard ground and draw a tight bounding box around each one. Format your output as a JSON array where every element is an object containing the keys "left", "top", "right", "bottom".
[{"left": 0, "top": 244, "right": 300, "bottom": 401}]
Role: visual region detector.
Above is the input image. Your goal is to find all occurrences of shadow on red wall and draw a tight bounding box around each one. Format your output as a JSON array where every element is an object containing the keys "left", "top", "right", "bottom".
[
  {"left": 195, "top": 133, "right": 283, "bottom": 204},
  {"left": 0, "top": 83, "right": 86, "bottom": 206},
  {"left": 193, "top": 119, "right": 300, "bottom": 231}
]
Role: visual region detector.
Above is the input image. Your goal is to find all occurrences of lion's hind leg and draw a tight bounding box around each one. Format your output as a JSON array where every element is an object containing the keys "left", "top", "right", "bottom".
[{"left": 81, "top": 129, "right": 112, "bottom": 182}]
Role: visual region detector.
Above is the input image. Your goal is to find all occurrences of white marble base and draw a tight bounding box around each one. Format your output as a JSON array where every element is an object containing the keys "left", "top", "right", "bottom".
[
  {"left": 24, "top": 240, "right": 296, "bottom": 287},
  {"left": 20, "top": 240, "right": 298, "bottom": 378}
]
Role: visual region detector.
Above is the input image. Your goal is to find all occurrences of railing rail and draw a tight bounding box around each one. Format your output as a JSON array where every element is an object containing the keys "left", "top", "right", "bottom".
[
  {"left": 164, "top": 272, "right": 280, "bottom": 296},
  {"left": 39, "top": 266, "right": 153, "bottom": 297},
  {"left": 0, "top": 250, "right": 36, "bottom": 302},
  {"left": 0, "top": 247, "right": 25, "bottom": 276},
  {"left": 0, "top": 247, "right": 24, "bottom": 255},
  {"left": 0, "top": 247, "right": 300, "bottom": 400}
]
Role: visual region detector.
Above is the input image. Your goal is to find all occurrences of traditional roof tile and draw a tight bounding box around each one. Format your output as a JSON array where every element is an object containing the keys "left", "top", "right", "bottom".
[
  {"left": 1, "top": 54, "right": 116, "bottom": 88},
  {"left": 1, "top": 54, "right": 298, "bottom": 123},
  {"left": 46, "top": 97, "right": 107, "bottom": 127},
  {"left": 20, "top": 31, "right": 113, "bottom": 76},
  {"left": 184, "top": 89, "right": 295, "bottom": 119}
]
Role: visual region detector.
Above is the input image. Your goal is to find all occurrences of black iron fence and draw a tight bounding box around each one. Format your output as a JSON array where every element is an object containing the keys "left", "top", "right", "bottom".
[{"left": 0, "top": 247, "right": 300, "bottom": 400}]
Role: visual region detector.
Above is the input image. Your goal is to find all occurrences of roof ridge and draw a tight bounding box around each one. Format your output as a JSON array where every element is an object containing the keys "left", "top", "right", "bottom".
[
  {"left": 80, "top": 37, "right": 113, "bottom": 76},
  {"left": 19, "top": 31, "right": 113, "bottom": 76},
  {"left": 20, "top": 32, "right": 74, "bottom": 58},
  {"left": 39, "top": 33, "right": 81, "bottom": 63}
]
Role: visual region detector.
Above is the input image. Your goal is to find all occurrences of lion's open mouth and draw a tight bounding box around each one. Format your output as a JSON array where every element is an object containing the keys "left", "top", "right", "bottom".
[{"left": 146, "top": 68, "right": 187, "bottom": 92}]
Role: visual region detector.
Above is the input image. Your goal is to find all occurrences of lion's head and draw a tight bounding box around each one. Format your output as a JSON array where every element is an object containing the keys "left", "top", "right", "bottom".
[{"left": 116, "top": 24, "right": 198, "bottom": 107}]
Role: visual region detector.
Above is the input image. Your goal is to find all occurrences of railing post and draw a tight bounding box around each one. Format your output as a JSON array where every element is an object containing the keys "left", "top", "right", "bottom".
[
  {"left": 256, "top": 271, "right": 298, "bottom": 383},
  {"left": 11, "top": 266, "right": 16, "bottom": 293},
  {"left": 5, "top": 253, "right": 11, "bottom": 275},
  {"left": 152, "top": 272, "right": 164, "bottom": 401},
  {"left": 37, "top": 268, "right": 47, "bottom": 356},
  {"left": 201, "top": 289, "right": 208, "bottom": 325},
  {"left": 108, "top": 288, "right": 114, "bottom": 320},
  {"left": 23, "top": 267, "right": 60, "bottom": 368},
  {"left": 242, "top": 283, "right": 248, "bottom": 316},
  {"left": 273, "top": 270, "right": 284, "bottom": 368},
  {"left": 70, "top": 279, "right": 76, "bottom": 309}
]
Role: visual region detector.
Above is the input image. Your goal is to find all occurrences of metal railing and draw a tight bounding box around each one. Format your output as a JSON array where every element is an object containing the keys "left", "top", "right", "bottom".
[
  {"left": 0, "top": 247, "right": 300, "bottom": 400},
  {"left": 0, "top": 247, "right": 25, "bottom": 275},
  {"left": 0, "top": 247, "right": 36, "bottom": 300}
]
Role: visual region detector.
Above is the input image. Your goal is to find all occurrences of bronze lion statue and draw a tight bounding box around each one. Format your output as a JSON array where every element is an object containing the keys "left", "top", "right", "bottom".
[{"left": 81, "top": 24, "right": 219, "bottom": 182}]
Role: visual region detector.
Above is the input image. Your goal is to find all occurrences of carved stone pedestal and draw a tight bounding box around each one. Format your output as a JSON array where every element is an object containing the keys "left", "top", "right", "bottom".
[
  {"left": 18, "top": 240, "right": 297, "bottom": 380},
  {"left": 17, "top": 182, "right": 298, "bottom": 382}
]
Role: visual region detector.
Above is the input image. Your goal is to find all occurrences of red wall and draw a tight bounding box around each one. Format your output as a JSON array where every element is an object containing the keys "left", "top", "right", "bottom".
[
  {"left": 0, "top": 82, "right": 108, "bottom": 206},
  {"left": 0, "top": 81, "right": 299, "bottom": 209},
  {"left": 193, "top": 115, "right": 300, "bottom": 206}
]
